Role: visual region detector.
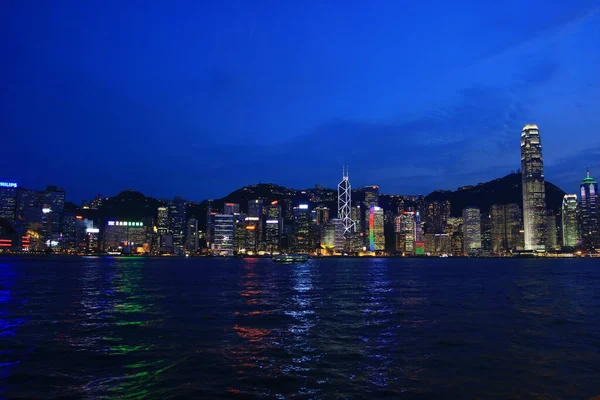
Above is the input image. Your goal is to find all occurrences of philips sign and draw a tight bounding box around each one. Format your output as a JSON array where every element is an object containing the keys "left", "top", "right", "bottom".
[{"left": 0, "top": 182, "right": 17, "bottom": 188}]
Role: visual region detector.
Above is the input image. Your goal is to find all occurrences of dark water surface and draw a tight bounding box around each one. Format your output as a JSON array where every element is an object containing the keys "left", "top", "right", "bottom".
[{"left": 1, "top": 257, "right": 599, "bottom": 399}]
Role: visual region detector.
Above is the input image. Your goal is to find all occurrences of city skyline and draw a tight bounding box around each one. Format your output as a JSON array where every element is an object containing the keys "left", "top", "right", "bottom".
[{"left": 2, "top": 2, "right": 600, "bottom": 201}]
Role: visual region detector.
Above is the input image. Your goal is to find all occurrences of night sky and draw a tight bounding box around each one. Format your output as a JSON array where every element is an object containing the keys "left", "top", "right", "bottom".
[{"left": 2, "top": 1, "right": 599, "bottom": 203}]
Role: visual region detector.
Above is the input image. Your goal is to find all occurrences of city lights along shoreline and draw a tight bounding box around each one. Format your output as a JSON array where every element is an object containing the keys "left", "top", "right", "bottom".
[{"left": 0, "top": 125, "right": 599, "bottom": 257}]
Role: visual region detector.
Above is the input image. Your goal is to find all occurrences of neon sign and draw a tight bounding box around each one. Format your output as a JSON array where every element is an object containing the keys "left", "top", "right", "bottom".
[
  {"left": 107, "top": 221, "right": 143, "bottom": 227},
  {"left": 0, "top": 182, "right": 17, "bottom": 188}
]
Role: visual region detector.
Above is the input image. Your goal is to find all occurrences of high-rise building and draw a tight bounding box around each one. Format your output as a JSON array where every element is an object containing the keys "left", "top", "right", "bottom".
[
  {"left": 104, "top": 220, "right": 147, "bottom": 251},
  {"left": 16, "top": 188, "right": 42, "bottom": 225},
  {"left": 561, "top": 194, "right": 579, "bottom": 248},
  {"left": 462, "top": 207, "right": 481, "bottom": 255},
  {"left": 186, "top": 219, "right": 199, "bottom": 252},
  {"left": 224, "top": 203, "right": 240, "bottom": 215},
  {"left": 248, "top": 199, "right": 263, "bottom": 218},
  {"left": 213, "top": 214, "right": 234, "bottom": 256},
  {"left": 265, "top": 202, "right": 282, "bottom": 252},
  {"left": 0, "top": 182, "right": 18, "bottom": 223},
  {"left": 314, "top": 206, "right": 330, "bottom": 225},
  {"left": 521, "top": 124, "right": 547, "bottom": 251},
  {"left": 320, "top": 221, "right": 336, "bottom": 251},
  {"left": 43, "top": 186, "right": 65, "bottom": 213},
  {"left": 168, "top": 196, "right": 186, "bottom": 246},
  {"left": 364, "top": 186, "right": 379, "bottom": 208},
  {"left": 293, "top": 204, "right": 313, "bottom": 253},
  {"left": 424, "top": 200, "right": 451, "bottom": 234},
  {"left": 580, "top": 170, "right": 599, "bottom": 250},
  {"left": 480, "top": 212, "right": 492, "bottom": 254},
  {"left": 546, "top": 214, "right": 559, "bottom": 251},
  {"left": 351, "top": 205, "right": 362, "bottom": 234},
  {"left": 331, "top": 218, "right": 346, "bottom": 252},
  {"left": 490, "top": 204, "right": 522, "bottom": 254},
  {"left": 395, "top": 212, "right": 416, "bottom": 254},
  {"left": 244, "top": 216, "right": 261, "bottom": 253},
  {"left": 446, "top": 217, "right": 463, "bottom": 256},
  {"left": 60, "top": 212, "right": 77, "bottom": 251},
  {"left": 338, "top": 167, "right": 355, "bottom": 235},
  {"left": 366, "top": 206, "right": 384, "bottom": 252},
  {"left": 248, "top": 199, "right": 264, "bottom": 249},
  {"left": 157, "top": 207, "right": 169, "bottom": 233}
]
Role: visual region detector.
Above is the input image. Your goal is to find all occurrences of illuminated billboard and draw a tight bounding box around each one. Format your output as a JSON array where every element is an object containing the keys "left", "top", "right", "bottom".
[
  {"left": 0, "top": 182, "right": 17, "bottom": 188},
  {"left": 299, "top": 204, "right": 309, "bottom": 210},
  {"left": 107, "top": 221, "right": 144, "bottom": 227}
]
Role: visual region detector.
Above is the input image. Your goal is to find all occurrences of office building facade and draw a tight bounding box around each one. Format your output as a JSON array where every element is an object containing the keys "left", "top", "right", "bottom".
[
  {"left": 521, "top": 124, "right": 547, "bottom": 250},
  {"left": 561, "top": 194, "right": 579, "bottom": 248}
]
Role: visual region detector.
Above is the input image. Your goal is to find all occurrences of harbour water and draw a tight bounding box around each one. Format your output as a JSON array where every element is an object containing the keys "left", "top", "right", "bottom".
[{"left": 1, "top": 256, "right": 599, "bottom": 398}]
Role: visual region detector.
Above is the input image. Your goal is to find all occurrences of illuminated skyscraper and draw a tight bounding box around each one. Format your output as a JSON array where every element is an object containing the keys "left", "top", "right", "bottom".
[
  {"left": 186, "top": 219, "right": 199, "bottom": 252},
  {"left": 265, "top": 202, "right": 282, "bottom": 252},
  {"left": 367, "top": 206, "right": 384, "bottom": 251},
  {"left": 320, "top": 221, "right": 336, "bottom": 251},
  {"left": 314, "top": 206, "right": 330, "bottom": 225},
  {"left": 580, "top": 170, "right": 599, "bottom": 250},
  {"left": 521, "top": 124, "right": 547, "bottom": 251},
  {"left": 248, "top": 199, "right": 263, "bottom": 218},
  {"left": 168, "top": 196, "right": 186, "bottom": 246},
  {"left": 16, "top": 188, "right": 42, "bottom": 225},
  {"left": 424, "top": 200, "right": 451, "bottom": 234},
  {"left": 462, "top": 207, "right": 481, "bottom": 255},
  {"left": 561, "top": 194, "right": 579, "bottom": 248},
  {"left": 157, "top": 207, "right": 169, "bottom": 234},
  {"left": 546, "top": 214, "right": 559, "bottom": 251},
  {"left": 293, "top": 204, "right": 313, "bottom": 253},
  {"left": 364, "top": 186, "right": 379, "bottom": 208},
  {"left": 213, "top": 214, "right": 234, "bottom": 256},
  {"left": 248, "top": 199, "right": 264, "bottom": 249},
  {"left": 338, "top": 167, "right": 355, "bottom": 234},
  {"left": 395, "top": 212, "right": 416, "bottom": 254},
  {"left": 0, "top": 182, "right": 18, "bottom": 223},
  {"left": 490, "top": 204, "right": 521, "bottom": 254}
]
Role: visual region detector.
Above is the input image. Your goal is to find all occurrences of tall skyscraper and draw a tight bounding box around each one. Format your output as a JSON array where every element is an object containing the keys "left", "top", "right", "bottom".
[
  {"left": 521, "top": 124, "right": 547, "bottom": 251},
  {"left": 580, "top": 170, "right": 599, "bottom": 250},
  {"left": 186, "top": 219, "right": 199, "bottom": 252},
  {"left": 213, "top": 214, "right": 234, "bottom": 256},
  {"left": 424, "top": 200, "right": 451, "bottom": 234},
  {"left": 338, "top": 167, "right": 354, "bottom": 234},
  {"left": 293, "top": 204, "right": 313, "bottom": 253},
  {"left": 363, "top": 186, "right": 379, "bottom": 208},
  {"left": 248, "top": 199, "right": 264, "bottom": 249},
  {"left": 367, "top": 206, "right": 384, "bottom": 252},
  {"left": 395, "top": 211, "right": 416, "bottom": 254},
  {"left": 462, "top": 207, "right": 481, "bottom": 255},
  {"left": 265, "top": 202, "right": 282, "bottom": 252},
  {"left": 157, "top": 206, "right": 169, "bottom": 233},
  {"left": 561, "top": 194, "right": 579, "bottom": 248},
  {"left": 0, "top": 182, "right": 18, "bottom": 223},
  {"left": 15, "top": 188, "right": 42, "bottom": 226},
  {"left": 248, "top": 199, "right": 263, "bottom": 218},
  {"left": 168, "top": 196, "right": 186, "bottom": 246},
  {"left": 314, "top": 206, "right": 330, "bottom": 225},
  {"left": 490, "top": 204, "right": 521, "bottom": 254},
  {"left": 546, "top": 214, "right": 559, "bottom": 251}
]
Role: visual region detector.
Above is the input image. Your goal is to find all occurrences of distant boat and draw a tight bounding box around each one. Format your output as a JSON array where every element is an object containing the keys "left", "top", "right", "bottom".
[{"left": 272, "top": 254, "right": 309, "bottom": 263}]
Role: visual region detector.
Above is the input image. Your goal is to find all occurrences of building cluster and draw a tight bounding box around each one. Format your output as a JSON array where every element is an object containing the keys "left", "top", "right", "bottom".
[{"left": 1, "top": 125, "right": 599, "bottom": 256}]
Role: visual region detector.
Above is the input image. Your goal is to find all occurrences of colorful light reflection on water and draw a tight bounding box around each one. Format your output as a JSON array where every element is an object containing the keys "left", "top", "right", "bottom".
[{"left": 0, "top": 257, "right": 598, "bottom": 398}]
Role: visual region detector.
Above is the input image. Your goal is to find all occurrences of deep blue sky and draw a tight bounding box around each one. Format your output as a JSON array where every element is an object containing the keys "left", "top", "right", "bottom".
[{"left": 2, "top": 1, "right": 599, "bottom": 202}]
